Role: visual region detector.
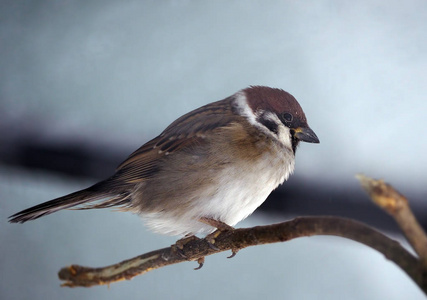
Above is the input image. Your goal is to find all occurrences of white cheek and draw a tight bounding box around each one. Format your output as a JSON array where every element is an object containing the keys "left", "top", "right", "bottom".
[{"left": 277, "top": 125, "right": 293, "bottom": 149}]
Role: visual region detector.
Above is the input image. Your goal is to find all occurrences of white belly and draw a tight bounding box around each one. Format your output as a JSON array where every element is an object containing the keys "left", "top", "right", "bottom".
[{"left": 142, "top": 150, "right": 294, "bottom": 236}]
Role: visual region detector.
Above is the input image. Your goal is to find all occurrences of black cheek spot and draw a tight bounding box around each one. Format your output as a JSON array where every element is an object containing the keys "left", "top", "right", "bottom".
[{"left": 259, "top": 118, "right": 279, "bottom": 135}]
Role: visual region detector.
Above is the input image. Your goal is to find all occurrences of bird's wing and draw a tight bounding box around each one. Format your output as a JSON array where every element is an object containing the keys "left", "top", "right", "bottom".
[{"left": 114, "top": 97, "right": 237, "bottom": 184}]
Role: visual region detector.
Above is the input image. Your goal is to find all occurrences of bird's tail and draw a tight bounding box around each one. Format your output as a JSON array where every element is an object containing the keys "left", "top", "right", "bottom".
[{"left": 8, "top": 181, "right": 131, "bottom": 223}]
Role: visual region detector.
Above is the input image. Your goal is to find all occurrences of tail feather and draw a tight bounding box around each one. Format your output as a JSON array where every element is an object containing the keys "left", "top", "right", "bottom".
[
  {"left": 73, "top": 192, "right": 132, "bottom": 210},
  {"left": 8, "top": 183, "right": 131, "bottom": 223}
]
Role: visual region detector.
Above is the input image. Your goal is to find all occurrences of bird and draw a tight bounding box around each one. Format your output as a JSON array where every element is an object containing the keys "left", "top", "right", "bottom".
[{"left": 9, "top": 86, "right": 319, "bottom": 237}]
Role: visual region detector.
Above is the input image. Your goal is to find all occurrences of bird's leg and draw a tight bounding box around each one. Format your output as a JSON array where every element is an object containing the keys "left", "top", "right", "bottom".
[
  {"left": 199, "top": 217, "right": 237, "bottom": 256},
  {"left": 199, "top": 217, "right": 235, "bottom": 232}
]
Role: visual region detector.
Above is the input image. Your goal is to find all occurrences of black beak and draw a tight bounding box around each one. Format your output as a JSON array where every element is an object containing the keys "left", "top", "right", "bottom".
[{"left": 294, "top": 127, "right": 319, "bottom": 143}]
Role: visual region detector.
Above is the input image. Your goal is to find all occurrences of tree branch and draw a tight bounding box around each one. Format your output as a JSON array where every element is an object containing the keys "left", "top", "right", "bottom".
[
  {"left": 58, "top": 216, "right": 424, "bottom": 291},
  {"left": 57, "top": 175, "right": 427, "bottom": 295}
]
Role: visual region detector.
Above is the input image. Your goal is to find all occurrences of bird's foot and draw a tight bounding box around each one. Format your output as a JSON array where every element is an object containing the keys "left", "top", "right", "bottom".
[
  {"left": 173, "top": 235, "right": 206, "bottom": 270},
  {"left": 199, "top": 217, "right": 238, "bottom": 257},
  {"left": 173, "top": 235, "right": 200, "bottom": 258}
]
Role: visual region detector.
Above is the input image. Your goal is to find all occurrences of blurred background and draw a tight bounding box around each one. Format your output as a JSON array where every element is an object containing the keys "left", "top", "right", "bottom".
[{"left": 1, "top": 1, "right": 426, "bottom": 299}]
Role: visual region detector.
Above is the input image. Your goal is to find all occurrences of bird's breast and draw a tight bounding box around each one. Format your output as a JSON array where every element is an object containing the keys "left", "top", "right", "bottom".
[{"left": 200, "top": 145, "right": 295, "bottom": 226}]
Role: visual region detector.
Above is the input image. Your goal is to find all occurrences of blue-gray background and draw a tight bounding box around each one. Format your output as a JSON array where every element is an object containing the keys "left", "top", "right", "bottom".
[{"left": 1, "top": 1, "right": 426, "bottom": 299}]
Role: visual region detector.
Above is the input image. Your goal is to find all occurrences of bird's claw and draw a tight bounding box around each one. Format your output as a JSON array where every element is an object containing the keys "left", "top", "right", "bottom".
[
  {"left": 194, "top": 257, "right": 205, "bottom": 270},
  {"left": 206, "top": 239, "right": 220, "bottom": 251},
  {"left": 227, "top": 248, "right": 239, "bottom": 259}
]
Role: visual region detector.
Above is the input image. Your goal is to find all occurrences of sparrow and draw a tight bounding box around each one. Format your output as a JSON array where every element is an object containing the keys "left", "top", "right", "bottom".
[{"left": 9, "top": 86, "right": 319, "bottom": 237}]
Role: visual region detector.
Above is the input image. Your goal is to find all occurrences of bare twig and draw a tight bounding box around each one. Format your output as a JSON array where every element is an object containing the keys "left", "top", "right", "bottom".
[
  {"left": 58, "top": 216, "right": 424, "bottom": 292},
  {"left": 357, "top": 174, "right": 427, "bottom": 268}
]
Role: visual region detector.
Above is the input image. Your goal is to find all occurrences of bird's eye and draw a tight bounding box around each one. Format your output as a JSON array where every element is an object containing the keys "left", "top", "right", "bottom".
[{"left": 281, "top": 112, "right": 293, "bottom": 123}]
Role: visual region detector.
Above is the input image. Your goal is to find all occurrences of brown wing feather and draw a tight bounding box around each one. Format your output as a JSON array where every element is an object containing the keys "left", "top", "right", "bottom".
[{"left": 115, "top": 96, "right": 237, "bottom": 184}]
